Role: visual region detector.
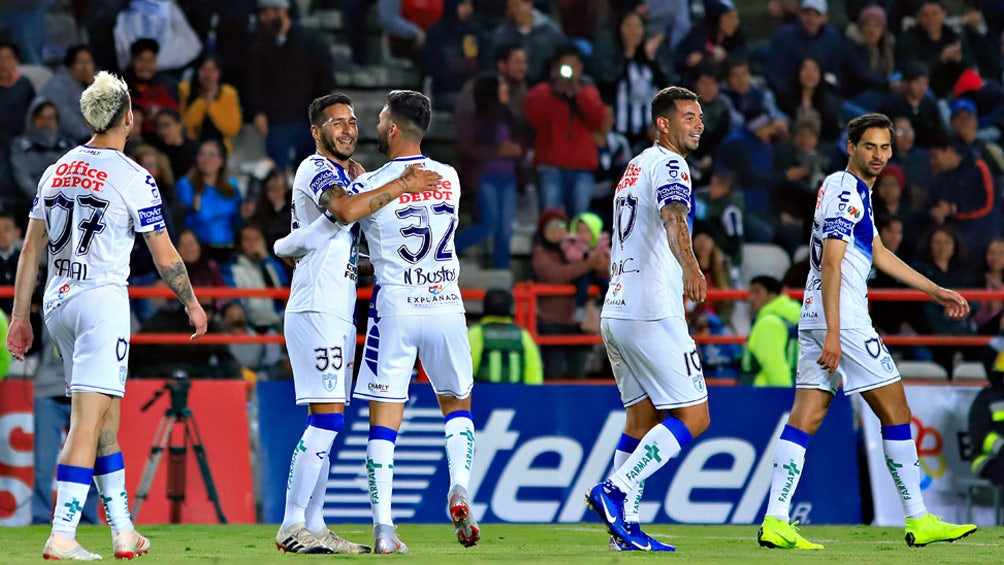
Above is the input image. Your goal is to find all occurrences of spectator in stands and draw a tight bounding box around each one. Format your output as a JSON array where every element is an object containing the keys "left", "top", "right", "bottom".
[
  {"left": 531, "top": 208, "right": 603, "bottom": 379},
  {"left": 455, "top": 74, "right": 525, "bottom": 270},
  {"left": 344, "top": 0, "right": 377, "bottom": 65},
  {"left": 694, "top": 170, "right": 748, "bottom": 260},
  {"left": 151, "top": 109, "right": 199, "bottom": 183},
  {"left": 37, "top": 45, "right": 95, "bottom": 144},
  {"left": 972, "top": 238, "right": 1004, "bottom": 335},
  {"left": 80, "top": 0, "right": 126, "bottom": 72},
  {"left": 949, "top": 98, "right": 1004, "bottom": 177},
  {"left": 0, "top": 41, "right": 35, "bottom": 203},
  {"left": 591, "top": 104, "right": 633, "bottom": 206},
  {"left": 468, "top": 288, "right": 543, "bottom": 384},
  {"left": 179, "top": 0, "right": 260, "bottom": 95},
  {"left": 740, "top": 275, "right": 800, "bottom": 386},
  {"left": 926, "top": 135, "right": 1002, "bottom": 262},
  {"left": 113, "top": 0, "right": 202, "bottom": 73},
  {"left": 562, "top": 212, "right": 610, "bottom": 326},
  {"left": 221, "top": 223, "right": 289, "bottom": 332},
  {"left": 772, "top": 116, "right": 829, "bottom": 241},
  {"left": 553, "top": 0, "right": 611, "bottom": 52},
  {"left": 715, "top": 107, "right": 785, "bottom": 214},
  {"left": 248, "top": 0, "right": 334, "bottom": 171},
  {"left": 421, "top": 0, "right": 487, "bottom": 113},
  {"left": 248, "top": 168, "right": 293, "bottom": 251},
  {"left": 890, "top": 115, "right": 933, "bottom": 196},
  {"left": 220, "top": 301, "right": 286, "bottom": 380},
  {"left": 124, "top": 38, "right": 180, "bottom": 140},
  {"left": 912, "top": 225, "right": 978, "bottom": 372},
  {"left": 843, "top": 4, "right": 894, "bottom": 112},
  {"left": 720, "top": 56, "right": 787, "bottom": 135},
  {"left": 378, "top": 0, "right": 442, "bottom": 61},
  {"left": 880, "top": 63, "right": 946, "bottom": 149},
  {"left": 690, "top": 61, "right": 733, "bottom": 175},
  {"left": 595, "top": 11, "right": 671, "bottom": 150},
  {"left": 873, "top": 163, "right": 921, "bottom": 253},
  {"left": 674, "top": 0, "right": 745, "bottom": 83},
  {"left": 692, "top": 222, "right": 734, "bottom": 325},
  {"left": 525, "top": 45, "right": 606, "bottom": 217},
  {"left": 870, "top": 214, "right": 925, "bottom": 340},
  {"left": 635, "top": 0, "right": 691, "bottom": 53},
  {"left": 0, "top": 2, "right": 46, "bottom": 65},
  {"left": 950, "top": 69, "right": 1004, "bottom": 137},
  {"left": 764, "top": 0, "right": 848, "bottom": 103},
  {"left": 962, "top": 5, "right": 1003, "bottom": 82},
  {"left": 175, "top": 139, "right": 243, "bottom": 262},
  {"left": 10, "top": 101, "right": 73, "bottom": 202},
  {"left": 491, "top": 0, "right": 566, "bottom": 84},
  {"left": 130, "top": 143, "right": 183, "bottom": 234},
  {"left": 178, "top": 53, "right": 242, "bottom": 156},
  {"left": 896, "top": 0, "right": 976, "bottom": 98},
  {"left": 777, "top": 56, "right": 844, "bottom": 143},
  {"left": 968, "top": 349, "right": 1004, "bottom": 490},
  {"left": 0, "top": 212, "right": 22, "bottom": 316}
]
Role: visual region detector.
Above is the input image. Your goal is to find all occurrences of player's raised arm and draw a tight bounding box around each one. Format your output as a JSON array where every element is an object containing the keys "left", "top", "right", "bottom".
[
  {"left": 872, "top": 234, "right": 970, "bottom": 319},
  {"left": 661, "top": 202, "right": 706, "bottom": 302},
  {"left": 143, "top": 227, "right": 208, "bottom": 339},
  {"left": 6, "top": 218, "right": 47, "bottom": 360},
  {"left": 320, "top": 164, "right": 441, "bottom": 224}
]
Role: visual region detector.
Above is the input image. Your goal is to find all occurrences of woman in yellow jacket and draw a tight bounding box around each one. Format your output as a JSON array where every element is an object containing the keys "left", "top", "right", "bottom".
[{"left": 179, "top": 54, "right": 242, "bottom": 155}]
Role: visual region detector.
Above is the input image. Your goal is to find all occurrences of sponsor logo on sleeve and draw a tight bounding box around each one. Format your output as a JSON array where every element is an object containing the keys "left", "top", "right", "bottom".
[
  {"left": 310, "top": 170, "right": 338, "bottom": 195},
  {"left": 822, "top": 217, "right": 854, "bottom": 239},
  {"left": 657, "top": 182, "right": 690, "bottom": 206},
  {"left": 138, "top": 205, "right": 164, "bottom": 227}
]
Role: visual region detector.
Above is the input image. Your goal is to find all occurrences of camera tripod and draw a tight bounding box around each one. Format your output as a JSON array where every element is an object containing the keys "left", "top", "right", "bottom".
[{"left": 132, "top": 372, "right": 227, "bottom": 524}]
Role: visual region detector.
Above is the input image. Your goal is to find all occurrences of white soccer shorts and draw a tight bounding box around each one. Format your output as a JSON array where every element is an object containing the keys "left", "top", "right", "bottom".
[
  {"left": 285, "top": 311, "right": 356, "bottom": 405},
  {"left": 796, "top": 327, "right": 901, "bottom": 395},
  {"left": 601, "top": 317, "right": 708, "bottom": 410},
  {"left": 353, "top": 313, "right": 473, "bottom": 403},
  {"left": 45, "top": 285, "right": 131, "bottom": 397}
]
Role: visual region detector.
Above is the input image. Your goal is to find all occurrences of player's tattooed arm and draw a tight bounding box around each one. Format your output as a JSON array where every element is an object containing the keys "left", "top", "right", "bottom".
[
  {"left": 661, "top": 201, "right": 707, "bottom": 301},
  {"left": 325, "top": 165, "right": 442, "bottom": 223},
  {"left": 318, "top": 184, "right": 347, "bottom": 209},
  {"left": 368, "top": 192, "right": 394, "bottom": 213},
  {"left": 144, "top": 228, "right": 197, "bottom": 306}
]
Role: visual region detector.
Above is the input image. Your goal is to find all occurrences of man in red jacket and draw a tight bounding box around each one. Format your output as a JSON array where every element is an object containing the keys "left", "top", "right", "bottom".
[{"left": 525, "top": 45, "right": 606, "bottom": 218}]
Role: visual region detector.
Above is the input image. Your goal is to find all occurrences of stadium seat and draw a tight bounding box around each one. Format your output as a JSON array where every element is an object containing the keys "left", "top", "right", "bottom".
[
  {"left": 792, "top": 244, "right": 810, "bottom": 264},
  {"left": 896, "top": 360, "right": 949, "bottom": 380},
  {"left": 739, "top": 243, "right": 790, "bottom": 287},
  {"left": 17, "top": 64, "right": 53, "bottom": 93},
  {"left": 953, "top": 362, "right": 988, "bottom": 382}
]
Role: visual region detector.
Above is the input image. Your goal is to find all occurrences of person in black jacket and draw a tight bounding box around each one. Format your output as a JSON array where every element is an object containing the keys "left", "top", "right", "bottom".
[
  {"left": 420, "top": 0, "right": 487, "bottom": 111},
  {"left": 969, "top": 348, "right": 1004, "bottom": 488}
]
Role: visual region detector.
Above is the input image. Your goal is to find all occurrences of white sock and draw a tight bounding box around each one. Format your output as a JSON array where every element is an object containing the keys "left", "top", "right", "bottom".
[
  {"left": 613, "top": 434, "right": 643, "bottom": 523},
  {"left": 367, "top": 426, "right": 397, "bottom": 526},
  {"left": 444, "top": 411, "right": 475, "bottom": 490},
  {"left": 93, "top": 453, "right": 134, "bottom": 533},
  {"left": 282, "top": 415, "right": 340, "bottom": 530},
  {"left": 51, "top": 465, "right": 93, "bottom": 540},
  {"left": 765, "top": 425, "right": 811, "bottom": 522},
  {"left": 882, "top": 424, "right": 927, "bottom": 519},
  {"left": 609, "top": 418, "right": 691, "bottom": 494},
  {"left": 306, "top": 455, "right": 331, "bottom": 534}
]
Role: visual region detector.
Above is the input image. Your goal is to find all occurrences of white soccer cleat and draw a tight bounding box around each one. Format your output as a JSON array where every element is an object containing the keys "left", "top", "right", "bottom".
[
  {"left": 43, "top": 533, "right": 103, "bottom": 560},
  {"left": 373, "top": 523, "right": 408, "bottom": 554},
  {"left": 314, "top": 528, "right": 372, "bottom": 554},
  {"left": 275, "top": 522, "right": 333, "bottom": 554},
  {"left": 448, "top": 484, "right": 480, "bottom": 548},
  {"left": 112, "top": 529, "right": 150, "bottom": 559}
]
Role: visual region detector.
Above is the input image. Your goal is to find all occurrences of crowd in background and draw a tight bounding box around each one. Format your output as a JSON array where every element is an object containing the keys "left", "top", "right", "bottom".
[{"left": 1, "top": 0, "right": 1004, "bottom": 381}]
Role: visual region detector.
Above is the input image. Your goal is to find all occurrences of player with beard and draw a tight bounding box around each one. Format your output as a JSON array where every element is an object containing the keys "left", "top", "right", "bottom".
[
  {"left": 756, "top": 113, "right": 978, "bottom": 549},
  {"left": 272, "top": 93, "right": 439, "bottom": 555}
]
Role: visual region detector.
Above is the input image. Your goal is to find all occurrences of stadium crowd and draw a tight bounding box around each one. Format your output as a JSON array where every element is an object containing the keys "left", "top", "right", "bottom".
[{"left": 1, "top": 0, "right": 1003, "bottom": 381}]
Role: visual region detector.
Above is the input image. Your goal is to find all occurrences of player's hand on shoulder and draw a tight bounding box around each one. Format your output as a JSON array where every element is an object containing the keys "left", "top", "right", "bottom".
[
  {"left": 399, "top": 163, "right": 442, "bottom": 193},
  {"left": 186, "top": 303, "right": 209, "bottom": 340},
  {"left": 348, "top": 159, "right": 366, "bottom": 179}
]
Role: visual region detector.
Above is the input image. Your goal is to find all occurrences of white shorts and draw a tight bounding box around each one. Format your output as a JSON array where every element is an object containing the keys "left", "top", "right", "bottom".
[
  {"left": 601, "top": 317, "right": 708, "bottom": 410},
  {"left": 353, "top": 313, "right": 473, "bottom": 403},
  {"left": 45, "top": 286, "right": 131, "bottom": 397},
  {"left": 796, "top": 327, "right": 901, "bottom": 395},
  {"left": 285, "top": 311, "right": 355, "bottom": 405}
]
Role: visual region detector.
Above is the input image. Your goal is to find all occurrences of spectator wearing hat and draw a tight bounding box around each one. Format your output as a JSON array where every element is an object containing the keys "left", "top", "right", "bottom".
[
  {"left": 968, "top": 346, "right": 1004, "bottom": 489},
  {"left": 873, "top": 163, "right": 922, "bottom": 253},
  {"left": 950, "top": 97, "right": 1004, "bottom": 177},
  {"left": 764, "top": 0, "right": 851, "bottom": 103},
  {"left": 950, "top": 69, "right": 1004, "bottom": 136},
  {"left": 896, "top": 0, "right": 976, "bottom": 98},
  {"left": 880, "top": 62, "right": 947, "bottom": 149},
  {"left": 468, "top": 288, "right": 543, "bottom": 384}
]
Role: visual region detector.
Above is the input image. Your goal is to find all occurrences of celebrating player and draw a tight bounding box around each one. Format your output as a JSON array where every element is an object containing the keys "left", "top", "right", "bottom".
[
  {"left": 6, "top": 71, "right": 208, "bottom": 560},
  {"left": 756, "top": 113, "right": 977, "bottom": 549},
  {"left": 271, "top": 92, "right": 440, "bottom": 554},
  {"left": 585, "top": 86, "right": 709, "bottom": 552}
]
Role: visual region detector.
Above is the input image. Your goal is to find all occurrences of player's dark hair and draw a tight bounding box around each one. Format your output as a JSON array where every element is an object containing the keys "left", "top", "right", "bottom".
[
  {"left": 483, "top": 288, "right": 514, "bottom": 317},
  {"left": 130, "top": 37, "right": 160, "bottom": 58},
  {"left": 386, "top": 90, "right": 430, "bottom": 137},
  {"left": 847, "top": 113, "right": 894, "bottom": 145},
  {"left": 651, "top": 86, "right": 699, "bottom": 123},
  {"left": 308, "top": 92, "right": 353, "bottom": 127},
  {"left": 750, "top": 275, "right": 782, "bottom": 295},
  {"left": 63, "top": 44, "right": 91, "bottom": 68}
]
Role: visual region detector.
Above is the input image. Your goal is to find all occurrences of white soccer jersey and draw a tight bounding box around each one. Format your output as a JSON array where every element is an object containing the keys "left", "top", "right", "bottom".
[
  {"left": 286, "top": 154, "right": 359, "bottom": 322},
  {"left": 800, "top": 170, "right": 877, "bottom": 330},
  {"left": 350, "top": 155, "right": 463, "bottom": 316},
  {"left": 30, "top": 145, "right": 165, "bottom": 314},
  {"left": 601, "top": 145, "right": 694, "bottom": 321}
]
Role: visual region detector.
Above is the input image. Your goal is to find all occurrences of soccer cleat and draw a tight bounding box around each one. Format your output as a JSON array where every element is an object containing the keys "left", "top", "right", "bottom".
[
  {"left": 904, "top": 513, "right": 977, "bottom": 547},
  {"left": 373, "top": 523, "right": 408, "bottom": 554},
  {"left": 448, "top": 484, "right": 481, "bottom": 548},
  {"left": 43, "top": 533, "right": 103, "bottom": 560},
  {"left": 112, "top": 530, "right": 150, "bottom": 559},
  {"left": 584, "top": 480, "right": 630, "bottom": 544},
  {"left": 314, "top": 529, "right": 371, "bottom": 554},
  {"left": 608, "top": 523, "right": 676, "bottom": 552},
  {"left": 275, "top": 522, "right": 333, "bottom": 554},
  {"left": 757, "top": 516, "right": 823, "bottom": 550}
]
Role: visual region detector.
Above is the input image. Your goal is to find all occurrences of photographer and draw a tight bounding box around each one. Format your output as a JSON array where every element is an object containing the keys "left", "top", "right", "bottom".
[{"left": 525, "top": 45, "right": 606, "bottom": 218}]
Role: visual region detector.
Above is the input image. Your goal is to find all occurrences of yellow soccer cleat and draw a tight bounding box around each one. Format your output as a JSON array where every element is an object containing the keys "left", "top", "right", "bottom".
[
  {"left": 757, "top": 516, "right": 823, "bottom": 550},
  {"left": 904, "top": 513, "right": 977, "bottom": 547}
]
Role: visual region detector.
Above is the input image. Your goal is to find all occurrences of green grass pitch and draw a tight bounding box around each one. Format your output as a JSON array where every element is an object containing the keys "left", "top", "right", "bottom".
[{"left": 0, "top": 523, "right": 1001, "bottom": 563}]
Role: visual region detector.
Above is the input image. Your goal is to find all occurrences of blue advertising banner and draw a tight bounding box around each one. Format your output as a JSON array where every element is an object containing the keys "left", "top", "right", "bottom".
[{"left": 257, "top": 383, "right": 860, "bottom": 525}]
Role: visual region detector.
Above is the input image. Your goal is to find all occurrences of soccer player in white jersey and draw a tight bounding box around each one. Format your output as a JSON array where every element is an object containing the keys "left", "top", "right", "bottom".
[
  {"left": 756, "top": 113, "right": 977, "bottom": 549},
  {"left": 349, "top": 90, "right": 478, "bottom": 552},
  {"left": 271, "top": 93, "right": 440, "bottom": 555},
  {"left": 5, "top": 71, "right": 208, "bottom": 560},
  {"left": 585, "top": 86, "right": 710, "bottom": 552}
]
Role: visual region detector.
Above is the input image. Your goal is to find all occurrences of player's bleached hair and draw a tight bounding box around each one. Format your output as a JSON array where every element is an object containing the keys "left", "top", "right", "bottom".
[{"left": 80, "top": 71, "right": 131, "bottom": 133}]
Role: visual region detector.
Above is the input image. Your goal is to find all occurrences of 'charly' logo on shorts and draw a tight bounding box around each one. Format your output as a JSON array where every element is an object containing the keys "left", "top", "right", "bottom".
[{"left": 368, "top": 383, "right": 390, "bottom": 392}]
